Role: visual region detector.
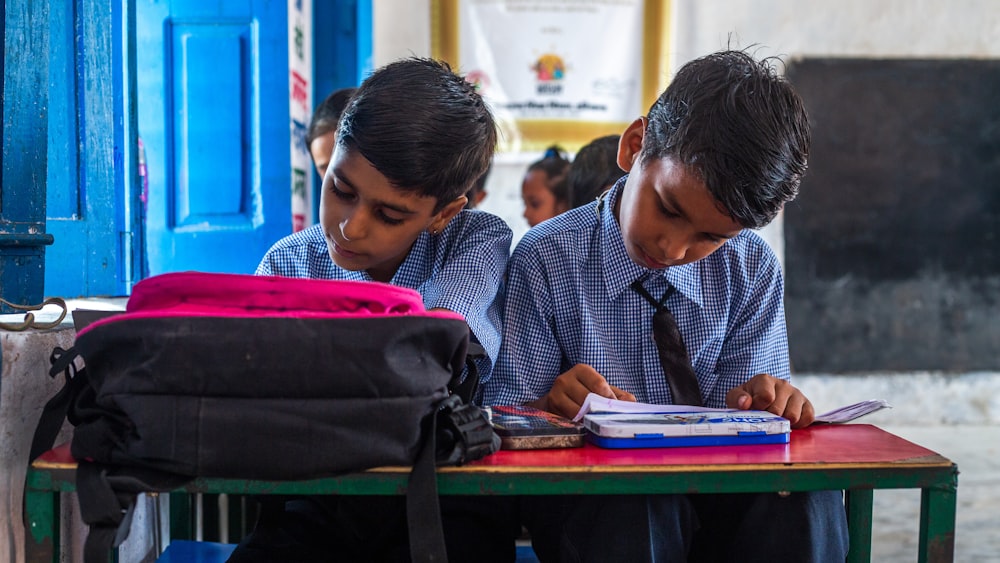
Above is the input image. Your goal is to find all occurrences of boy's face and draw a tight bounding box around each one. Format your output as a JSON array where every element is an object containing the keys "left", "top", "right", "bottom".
[
  {"left": 320, "top": 145, "right": 466, "bottom": 282},
  {"left": 614, "top": 118, "right": 742, "bottom": 269}
]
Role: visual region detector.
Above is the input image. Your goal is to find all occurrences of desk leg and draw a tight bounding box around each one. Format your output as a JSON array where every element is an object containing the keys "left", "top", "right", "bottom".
[
  {"left": 845, "top": 489, "right": 873, "bottom": 563},
  {"left": 170, "top": 491, "right": 194, "bottom": 540},
  {"left": 918, "top": 483, "right": 957, "bottom": 563},
  {"left": 24, "top": 487, "right": 59, "bottom": 563}
]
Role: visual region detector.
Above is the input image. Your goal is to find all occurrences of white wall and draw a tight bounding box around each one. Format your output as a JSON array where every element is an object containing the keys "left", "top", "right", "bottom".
[
  {"left": 372, "top": 0, "right": 1000, "bottom": 248},
  {"left": 670, "top": 0, "right": 1000, "bottom": 65},
  {"left": 376, "top": 1, "right": 1000, "bottom": 64},
  {"left": 372, "top": 0, "right": 431, "bottom": 64}
]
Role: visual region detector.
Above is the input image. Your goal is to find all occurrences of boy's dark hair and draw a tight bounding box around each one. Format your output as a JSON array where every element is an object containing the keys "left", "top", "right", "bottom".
[
  {"left": 642, "top": 49, "right": 810, "bottom": 228},
  {"left": 526, "top": 145, "right": 571, "bottom": 205},
  {"left": 337, "top": 58, "right": 497, "bottom": 211},
  {"left": 306, "top": 87, "right": 356, "bottom": 148},
  {"left": 568, "top": 135, "right": 624, "bottom": 208}
]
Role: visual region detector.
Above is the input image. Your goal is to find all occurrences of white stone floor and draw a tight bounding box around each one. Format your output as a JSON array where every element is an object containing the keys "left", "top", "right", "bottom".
[{"left": 870, "top": 424, "right": 1000, "bottom": 562}]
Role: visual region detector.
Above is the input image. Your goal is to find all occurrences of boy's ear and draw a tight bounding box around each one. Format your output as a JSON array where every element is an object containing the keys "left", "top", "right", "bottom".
[
  {"left": 428, "top": 195, "right": 469, "bottom": 234},
  {"left": 617, "top": 117, "right": 647, "bottom": 172}
]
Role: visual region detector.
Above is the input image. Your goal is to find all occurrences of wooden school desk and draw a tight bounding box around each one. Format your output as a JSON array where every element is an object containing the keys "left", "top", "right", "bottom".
[{"left": 25, "top": 424, "right": 957, "bottom": 563}]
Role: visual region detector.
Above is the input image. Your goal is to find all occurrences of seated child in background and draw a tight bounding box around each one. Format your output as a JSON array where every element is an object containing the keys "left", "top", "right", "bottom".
[
  {"left": 465, "top": 161, "right": 492, "bottom": 208},
  {"left": 236, "top": 57, "right": 511, "bottom": 562},
  {"left": 306, "top": 87, "right": 356, "bottom": 177},
  {"left": 567, "top": 134, "right": 624, "bottom": 208},
  {"left": 484, "top": 49, "right": 849, "bottom": 562},
  {"left": 521, "top": 145, "right": 571, "bottom": 227}
]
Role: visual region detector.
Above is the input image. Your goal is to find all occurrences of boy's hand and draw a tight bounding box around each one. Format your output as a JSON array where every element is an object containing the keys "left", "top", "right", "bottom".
[
  {"left": 528, "top": 364, "right": 636, "bottom": 419},
  {"left": 725, "top": 374, "right": 815, "bottom": 428}
]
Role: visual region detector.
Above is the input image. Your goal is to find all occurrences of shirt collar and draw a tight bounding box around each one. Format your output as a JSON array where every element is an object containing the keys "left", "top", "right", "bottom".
[{"left": 598, "top": 178, "right": 704, "bottom": 308}]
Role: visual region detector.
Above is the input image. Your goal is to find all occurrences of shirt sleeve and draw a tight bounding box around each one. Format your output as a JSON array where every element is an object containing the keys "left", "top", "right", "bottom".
[
  {"left": 704, "top": 242, "right": 791, "bottom": 407},
  {"left": 421, "top": 212, "right": 512, "bottom": 384},
  {"left": 255, "top": 252, "right": 274, "bottom": 276},
  {"left": 251, "top": 226, "right": 332, "bottom": 279},
  {"left": 481, "top": 244, "right": 566, "bottom": 406}
]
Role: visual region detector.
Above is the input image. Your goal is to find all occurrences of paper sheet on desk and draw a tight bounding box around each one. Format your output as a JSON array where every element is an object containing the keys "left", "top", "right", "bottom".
[
  {"left": 813, "top": 399, "right": 892, "bottom": 424},
  {"left": 572, "top": 393, "right": 893, "bottom": 424}
]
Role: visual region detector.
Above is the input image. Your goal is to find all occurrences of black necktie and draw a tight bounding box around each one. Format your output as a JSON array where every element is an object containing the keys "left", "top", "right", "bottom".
[{"left": 631, "top": 280, "right": 704, "bottom": 406}]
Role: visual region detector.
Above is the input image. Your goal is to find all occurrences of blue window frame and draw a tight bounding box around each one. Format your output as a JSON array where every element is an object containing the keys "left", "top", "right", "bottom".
[{"left": 1, "top": 1, "right": 54, "bottom": 310}]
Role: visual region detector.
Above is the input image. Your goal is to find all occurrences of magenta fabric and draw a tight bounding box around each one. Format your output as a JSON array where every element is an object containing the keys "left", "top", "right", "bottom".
[{"left": 79, "top": 272, "right": 464, "bottom": 337}]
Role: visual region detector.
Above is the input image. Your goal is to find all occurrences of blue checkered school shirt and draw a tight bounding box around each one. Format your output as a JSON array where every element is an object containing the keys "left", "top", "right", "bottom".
[
  {"left": 483, "top": 178, "right": 790, "bottom": 408},
  {"left": 256, "top": 209, "right": 512, "bottom": 381}
]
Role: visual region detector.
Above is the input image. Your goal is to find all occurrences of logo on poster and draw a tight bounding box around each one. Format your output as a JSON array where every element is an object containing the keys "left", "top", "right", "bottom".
[
  {"left": 465, "top": 69, "right": 490, "bottom": 94},
  {"left": 532, "top": 53, "right": 565, "bottom": 95}
]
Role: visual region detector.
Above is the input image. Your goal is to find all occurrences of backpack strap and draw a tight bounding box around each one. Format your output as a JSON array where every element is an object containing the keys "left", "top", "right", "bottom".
[
  {"left": 76, "top": 462, "right": 191, "bottom": 563},
  {"left": 76, "top": 462, "right": 136, "bottom": 563},
  {"left": 406, "top": 405, "right": 449, "bottom": 562},
  {"left": 450, "top": 340, "right": 487, "bottom": 405},
  {"left": 434, "top": 394, "right": 500, "bottom": 466},
  {"left": 29, "top": 347, "right": 84, "bottom": 462},
  {"left": 406, "top": 393, "right": 501, "bottom": 562}
]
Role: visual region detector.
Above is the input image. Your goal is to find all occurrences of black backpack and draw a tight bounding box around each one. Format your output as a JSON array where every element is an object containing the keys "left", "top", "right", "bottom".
[{"left": 29, "top": 272, "right": 500, "bottom": 562}]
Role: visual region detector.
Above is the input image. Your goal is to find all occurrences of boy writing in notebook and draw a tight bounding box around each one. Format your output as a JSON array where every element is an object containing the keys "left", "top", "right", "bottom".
[
  {"left": 484, "top": 49, "right": 848, "bottom": 562},
  {"left": 234, "top": 57, "right": 510, "bottom": 562}
]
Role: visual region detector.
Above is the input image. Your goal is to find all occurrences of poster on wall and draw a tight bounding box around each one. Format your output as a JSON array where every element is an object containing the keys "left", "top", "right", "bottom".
[
  {"left": 431, "top": 0, "right": 671, "bottom": 152},
  {"left": 289, "top": 0, "right": 313, "bottom": 232}
]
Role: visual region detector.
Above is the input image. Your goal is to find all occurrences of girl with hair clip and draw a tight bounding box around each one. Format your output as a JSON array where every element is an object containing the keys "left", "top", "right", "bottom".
[{"left": 521, "top": 145, "right": 571, "bottom": 227}]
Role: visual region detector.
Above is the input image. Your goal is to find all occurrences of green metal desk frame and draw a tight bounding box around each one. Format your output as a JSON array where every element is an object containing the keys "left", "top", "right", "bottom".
[{"left": 25, "top": 459, "right": 958, "bottom": 563}]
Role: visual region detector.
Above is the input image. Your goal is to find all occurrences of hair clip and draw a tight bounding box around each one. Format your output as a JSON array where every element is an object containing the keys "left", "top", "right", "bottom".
[{"left": 543, "top": 147, "right": 561, "bottom": 159}]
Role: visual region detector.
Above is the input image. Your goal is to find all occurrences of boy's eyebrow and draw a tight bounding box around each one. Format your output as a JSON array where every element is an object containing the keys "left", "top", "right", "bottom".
[
  {"left": 333, "top": 169, "right": 419, "bottom": 215},
  {"left": 663, "top": 192, "right": 739, "bottom": 240}
]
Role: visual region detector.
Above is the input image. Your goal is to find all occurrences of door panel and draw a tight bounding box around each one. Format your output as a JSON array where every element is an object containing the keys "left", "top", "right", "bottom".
[
  {"left": 43, "top": 0, "right": 126, "bottom": 297},
  {"left": 138, "top": 0, "right": 290, "bottom": 275},
  {"left": 170, "top": 22, "right": 254, "bottom": 227}
]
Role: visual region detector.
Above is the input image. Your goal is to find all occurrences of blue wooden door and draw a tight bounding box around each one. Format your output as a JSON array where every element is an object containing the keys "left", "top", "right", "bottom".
[
  {"left": 44, "top": 0, "right": 137, "bottom": 298},
  {"left": 137, "top": 0, "right": 291, "bottom": 275}
]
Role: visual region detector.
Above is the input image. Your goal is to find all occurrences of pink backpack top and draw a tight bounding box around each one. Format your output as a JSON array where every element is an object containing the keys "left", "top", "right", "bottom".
[{"left": 79, "top": 272, "right": 464, "bottom": 336}]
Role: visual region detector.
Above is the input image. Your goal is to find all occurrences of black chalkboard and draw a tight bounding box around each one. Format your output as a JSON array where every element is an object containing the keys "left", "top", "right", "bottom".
[{"left": 784, "top": 58, "right": 1000, "bottom": 372}]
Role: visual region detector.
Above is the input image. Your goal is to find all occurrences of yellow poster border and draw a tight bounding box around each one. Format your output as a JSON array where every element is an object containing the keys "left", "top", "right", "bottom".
[{"left": 430, "top": 0, "right": 672, "bottom": 153}]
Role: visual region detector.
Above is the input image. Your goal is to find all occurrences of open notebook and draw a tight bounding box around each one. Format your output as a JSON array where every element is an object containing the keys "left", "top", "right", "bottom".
[
  {"left": 575, "top": 393, "right": 892, "bottom": 449},
  {"left": 573, "top": 393, "right": 892, "bottom": 424}
]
